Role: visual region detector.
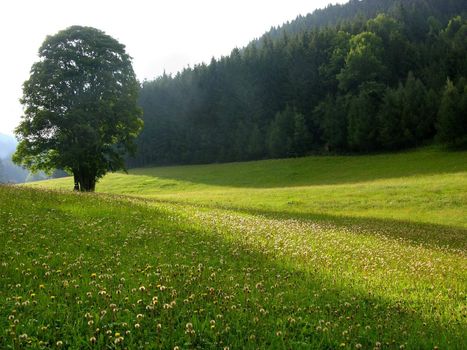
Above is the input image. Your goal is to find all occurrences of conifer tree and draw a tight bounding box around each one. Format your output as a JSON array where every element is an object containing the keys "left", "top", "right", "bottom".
[{"left": 437, "top": 78, "right": 467, "bottom": 148}]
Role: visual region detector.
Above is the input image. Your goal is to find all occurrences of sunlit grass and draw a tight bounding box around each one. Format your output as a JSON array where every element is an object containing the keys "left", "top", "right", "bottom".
[
  {"left": 3, "top": 147, "right": 466, "bottom": 348},
  {"left": 33, "top": 148, "right": 467, "bottom": 228}
]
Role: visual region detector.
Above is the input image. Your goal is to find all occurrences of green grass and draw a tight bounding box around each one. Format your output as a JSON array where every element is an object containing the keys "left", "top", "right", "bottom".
[
  {"left": 33, "top": 147, "right": 467, "bottom": 229},
  {"left": 2, "top": 147, "right": 466, "bottom": 349}
]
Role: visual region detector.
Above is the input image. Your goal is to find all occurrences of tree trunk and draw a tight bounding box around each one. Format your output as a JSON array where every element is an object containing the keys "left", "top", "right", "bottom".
[
  {"left": 73, "top": 171, "right": 80, "bottom": 191},
  {"left": 78, "top": 169, "right": 96, "bottom": 192},
  {"left": 88, "top": 177, "right": 96, "bottom": 192}
]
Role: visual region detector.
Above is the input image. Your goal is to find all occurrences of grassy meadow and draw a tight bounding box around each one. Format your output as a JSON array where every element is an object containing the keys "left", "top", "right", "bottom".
[{"left": 1, "top": 147, "right": 466, "bottom": 349}]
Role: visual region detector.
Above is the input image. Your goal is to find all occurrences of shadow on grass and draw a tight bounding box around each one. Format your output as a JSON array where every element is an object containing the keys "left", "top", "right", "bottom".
[
  {"left": 91, "top": 191, "right": 467, "bottom": 348},
  {"left": 243, "top": 208, "right": 467, "bottom": 250},
  {"left": 129, "top": 148, "right": 467, "bottom": 188},
  {"left": 2, "top": 186, "right": 464, "bottom": 348}
]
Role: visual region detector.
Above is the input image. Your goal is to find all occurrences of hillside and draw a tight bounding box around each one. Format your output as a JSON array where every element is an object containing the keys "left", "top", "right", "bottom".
[
  {"left": 0, "top": 133, "right": 17, "bottom": 159},
  {"left": 33, "top": 148, "right": 467, "bottom": 230},
  {"left": 2, "top": 1, "right": 466, "bottom": 348},
  {"left": 0, "top": 134, "right": 29, "bottom": 183},
  {"left": 130, "top": 0, "right": 467, "bottom": 167},
  {"left": 260, "top": 0, "right": 467, "bottom": 43},
  {"left": 3, "top": 148, "right": 466, "bottom": 348}
]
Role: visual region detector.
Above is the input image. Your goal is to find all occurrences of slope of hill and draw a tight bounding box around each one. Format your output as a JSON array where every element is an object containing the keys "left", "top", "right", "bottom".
[
  {"left": 130, "top": 0, "right": 467, "bottom": 167},
  {"left": 259, "top": 0, "right": 467, "bottom": 43},
  {"left": 3, "top": 148, "right": 466, "bottom": 348},
  {"left": 0, "top": 133, "right": 17, "bottom": 159},
  {"left": 0, "top": 134, "right": 29, "bottom": 183},
  {"left": 33, "top": 147, "right": 467, "bottom": 230}
]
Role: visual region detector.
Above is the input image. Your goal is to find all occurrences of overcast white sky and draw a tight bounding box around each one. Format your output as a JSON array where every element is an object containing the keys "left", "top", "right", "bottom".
[{"left": 0, "top": 0, "right": 346, "bottom": 136}]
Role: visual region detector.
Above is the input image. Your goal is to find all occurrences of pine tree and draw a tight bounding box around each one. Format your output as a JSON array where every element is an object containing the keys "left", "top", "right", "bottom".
[
  {"left": 267, "top": 107, "right": 295, "bottom": 158},
  {"left": 315, "top": 95, "right": 348, "bottom": 152},
  {"left": 347, "top": 82, "right": 385, "bottom": 151},
  {"left": 247, "top": 125, "right": 265, "bottom": 160},
  {"left": 400, "top": 72, "right": 432, "bottom": 144},
  {"left": 378, "top": 86, "right": 406, "bottom": 149},
  {"left": 437, "top": 78, "right": 467, "bottom": 148},
  {"left": 292, "top": 112, "right": 311, "bottom": 156}
]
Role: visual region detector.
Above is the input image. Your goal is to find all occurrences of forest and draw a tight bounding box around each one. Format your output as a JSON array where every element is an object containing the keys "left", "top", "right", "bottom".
[{"left": 128, "top": 0, "right": 467, "bottom": 167}]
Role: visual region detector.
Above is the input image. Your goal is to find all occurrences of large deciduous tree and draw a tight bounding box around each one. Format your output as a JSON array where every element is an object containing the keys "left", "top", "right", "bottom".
[{"left": 13, "top": 26, "right": 143, "bottom": 191}]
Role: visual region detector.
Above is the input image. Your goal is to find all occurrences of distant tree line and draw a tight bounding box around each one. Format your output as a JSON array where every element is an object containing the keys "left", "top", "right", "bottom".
[
  {"left": 0, "top": 156, "right": 68, "bottom": 184},
  {"left": 129, "top": 0, "right": 467, "bottom": 167},
  {"left": 0, "top": 132, "right": 68, "bottom": 184}
]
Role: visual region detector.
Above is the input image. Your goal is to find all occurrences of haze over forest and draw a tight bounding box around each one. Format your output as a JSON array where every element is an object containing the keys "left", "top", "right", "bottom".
[
  {"left": 0, "top": 134, "right": 27, "bottom": 183},
  {"left": 0, "top": 0, "right": 347, "bottom": 136},
  {"left": 129, "top": 0, "right": 467, "bottom": 167},
  {"left": 0, "top": 134, "right": 60, "bottom": 183}
]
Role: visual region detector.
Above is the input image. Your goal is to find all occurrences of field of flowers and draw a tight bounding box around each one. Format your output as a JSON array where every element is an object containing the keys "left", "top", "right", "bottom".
[{"left": 2, "top": 148, "right": 467, "bottom": 349}]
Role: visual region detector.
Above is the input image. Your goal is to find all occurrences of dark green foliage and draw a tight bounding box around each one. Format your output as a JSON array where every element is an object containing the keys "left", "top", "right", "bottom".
[
  {"left": 442, "top": 16, "right": 467, "bottom": 79},
  {"left": 437, "top": 78, "right": 467, "bottom": 148},
  {"left": 267, "top": 107, "right": 295, "bottom": 158},
  {"left": 128, "top": 0, "right": 467, "bottom": 167},
  {"left": 13, "top": 26, "right": 143, "bottom": 191},
  {"left": 378, "top": 73, "right": 436, "bottom": 150},
  {"left": 315, "top": 95, "right": 348, "bottom": 152},
  {"left": 246, "top": 124, "right": 265, "bottom": 160},
  {"left": 378, "top": 86, "right": 407, "bottom": 150},
  {"left": 399, "top": 73, "right": 435, "bottom": 143},
  {"left": 337, "top": 31, "right": 388, "bottom": 92},
  {"left": 292, "top": 112, "right": 312, "bottom": 156},
  {"left": 347, "top": 82, "right": 385, "bottom": 151},
  {"left": 265, "top": 106, "right": 312, "bottom": 158}
]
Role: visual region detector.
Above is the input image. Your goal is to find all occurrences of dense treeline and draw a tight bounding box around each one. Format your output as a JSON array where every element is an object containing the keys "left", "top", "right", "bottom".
[
  {"left": 260, "top": 0, "right": 466, "bottom": 43},
  {"left": 129, "top": 0, "right": 467, "bottom": 167}
]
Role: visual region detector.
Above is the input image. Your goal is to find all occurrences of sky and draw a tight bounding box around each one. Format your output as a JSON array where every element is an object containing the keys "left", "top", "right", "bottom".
[{"left": 0, "top": 0, "right": 346, "bottom": 136}]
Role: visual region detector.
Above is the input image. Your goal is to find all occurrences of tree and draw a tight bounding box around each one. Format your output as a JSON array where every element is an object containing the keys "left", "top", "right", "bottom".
[
  {"left": 378, "top": 72, "right": 437, "bottom": 150},
  {"left": 123, "top": 1, "right": 466, "bottom": 166},
  {"left": 367, "top": 14, "right": 414, "bottom": 82},
  {"left": 246, "top": 124, "right": 265, "bottom": 160},
  {"left": 267, "top": 106, "right": 295, "bottom": 158},
  {"left": 337, "top": 31, "right": 387, "bottom": 92},
  {"left": 292, "top": 112, "right": 312, "bottom": 156},
  {"left": 437, "top": 78, "right": 467, "bottom": 148},
  {"left": 347, "top": 82, "right": 385, "bottom": 151},
  {"left": 378, "top": 85, "right": 406, "bottom": 150},
  {"left": 315, "top": 95, "right": 348, "bottom": 152},
  {"left": 442, "top": 16, "right": 467, "bottom": 79},
  {"left": 13, "top": 26, "right": 143, "bottom": 191},
  {"left": 399, "top": 72, "right": 434, "bottom": 144}
]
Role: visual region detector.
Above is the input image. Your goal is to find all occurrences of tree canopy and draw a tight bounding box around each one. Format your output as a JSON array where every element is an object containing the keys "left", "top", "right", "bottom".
[{"left": 13, "top": 26, "right": 143, "bottom": 191}]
